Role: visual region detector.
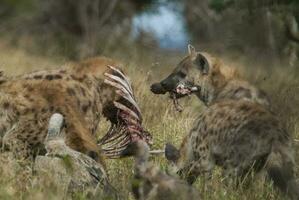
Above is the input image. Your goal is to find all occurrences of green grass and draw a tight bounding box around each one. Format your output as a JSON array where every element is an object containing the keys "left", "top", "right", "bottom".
[{"left": 0, "top": 41, "right": 298, "bottom": 199}]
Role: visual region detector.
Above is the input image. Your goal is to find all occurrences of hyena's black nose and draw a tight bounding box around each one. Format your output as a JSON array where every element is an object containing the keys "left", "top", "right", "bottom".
[
  {"left": 150, "top": 83, "right": 167, "bottom": 94},
  {"left": 160, "top": 79, "right": 176, "bottom": 92}
]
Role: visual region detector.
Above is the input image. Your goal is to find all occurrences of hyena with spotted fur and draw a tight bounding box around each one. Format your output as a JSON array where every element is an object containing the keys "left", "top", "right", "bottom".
[
  {"left": 0, "top": 57, "right": 150, "bottom": 163},
  {"left": 120, "top": 140, "right": 201, "bottom": 200},
  {"left": 151, "top": 45, "right": 298, "bottom": 199}
]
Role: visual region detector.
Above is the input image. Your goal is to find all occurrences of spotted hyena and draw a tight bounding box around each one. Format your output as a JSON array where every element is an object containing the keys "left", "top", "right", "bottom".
[
  {"left": 151, "top": 45, "right": 270, "bottom": 110},
  {"left": 0, "top": 57, "right": 150, "bottom": 162},
  {"left": 120, "top": 140, "right": 201, "bottom": 200},
  {"left": 151, "top": 45, "right": 298, "bottom": 199}
]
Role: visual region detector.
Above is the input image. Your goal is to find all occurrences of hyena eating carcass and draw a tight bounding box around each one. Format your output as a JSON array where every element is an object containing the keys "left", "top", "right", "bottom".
[{"left": 151, "top": 45, "right": 299, "bottom": 199}]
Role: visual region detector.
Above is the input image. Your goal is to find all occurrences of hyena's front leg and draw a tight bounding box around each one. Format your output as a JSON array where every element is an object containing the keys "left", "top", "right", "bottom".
[
  {"left": 178, "top": 150, "right": 215, "bottom": 184},
  {"left": 166, "top": 133, "right": 215, "bottom": 184}
]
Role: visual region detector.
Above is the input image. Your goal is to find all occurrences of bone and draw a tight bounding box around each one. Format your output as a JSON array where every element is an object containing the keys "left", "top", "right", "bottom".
[
  {"left": 104, "top": 79, "right": 131, "bottom": 96},
  {"left": 102, "top": 141, "right": 130, "bottom": 153},
  {"left": 102, "top": 136, "right": 131, "bottom": 151},
  {"left": 123, "top": 120, "right": 140, "bottom": 129},
  {"left": 119, "top": 113, "right": 140, "bottom": 125},
  {"left": 100, "top": 130, "right": 127, "bottom": 145},
  {"left": 107, "top": 65, "right": 133, "bottom": 92},
  {"left": 98, "top": 125, "right": 127, "bottom": 145},
  {"left": 101, "top": 129, "right": 128, "bottom": 145},
  {"left": 100, "top": 66, "right": 151, "bottom": 158},
  {"left": 191, "top": 86, "right": 199, "bottom": 92},
  {"left": 103, "top": 146, "right": 126, "bottom": 153},
  {"left": 106, "top": 65, "right": 142, "bottom": 115},
  {"left": 104, "top": 72, "right": 133, "bottom": 97},
  {"left": 104, "top": 79, "right": 142, "bottom": 116},
  {"left": 101, "top": 147, "right": 127, "bottom": 158},
  {"left": 149, "top": 150, "right": 165, "bottom": 155},
  {"left": 115, "top": 89, "right": 142, "bottom": 116},
  {"left": 105, "top": 66, "right": 142, "bottom": 117},
  {"left": 102, "top": 150, "right": 124, "bottom": 158},
  {"left": 97, "top": 125, "right": 117, "bottom": 145},
  {"left": 113, "top": 101, "right": 140, "bottom": 122},
  {"left": 127, "top": 127, "right": 141, "bottom": 134},
  {"left": 102, "top": 142, "right": 131, "bottom": 158}
]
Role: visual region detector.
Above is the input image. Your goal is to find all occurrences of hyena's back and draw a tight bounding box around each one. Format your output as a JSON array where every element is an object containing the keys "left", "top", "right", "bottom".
[
  {"left": 183, "top": 100, "right": 296, "bottom": 189},
  {"left": 0, "top": 66, "right": 104, "bottom": 158},
  {"left": 0, "top": 80, "right": 82, "bottom": 156}
]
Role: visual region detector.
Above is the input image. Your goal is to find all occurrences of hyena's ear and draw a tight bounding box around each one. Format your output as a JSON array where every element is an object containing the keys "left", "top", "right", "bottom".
[
  {"left": 194, "top": 53, "right": 210, "bottom": 75},
  {"left": 165, "top": 143, "right": 180, "bottom": 163},
  {"left": 188, "top": 44, "right": 197, "bottom": 58}
]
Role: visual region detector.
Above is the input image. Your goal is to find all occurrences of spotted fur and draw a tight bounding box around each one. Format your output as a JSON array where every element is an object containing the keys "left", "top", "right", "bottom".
[
  {"left": 120, "top": 140, "right": 200, "bottom": 200},
  {"left": 0, "top": 57, "right": 129, "bottom": 163},
  {"left": 151, "top": 45, "right": 270, "bottom": 108},
  {"left": 152, "top": 45, "right": 298, "bottom": 199}
]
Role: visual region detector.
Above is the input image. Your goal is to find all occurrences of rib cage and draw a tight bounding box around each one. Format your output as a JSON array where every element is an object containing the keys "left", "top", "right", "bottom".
[{"left": 98, "top": 65, "right": 151, "bottom": 158}]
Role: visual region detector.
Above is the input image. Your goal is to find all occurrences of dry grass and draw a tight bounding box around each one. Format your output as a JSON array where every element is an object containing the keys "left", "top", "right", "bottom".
[{"left": 0, "top": 41, "right": 298, "bottom": 200}]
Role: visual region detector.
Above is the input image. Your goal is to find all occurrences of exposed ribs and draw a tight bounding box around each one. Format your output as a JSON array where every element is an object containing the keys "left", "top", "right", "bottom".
[{"left": 98, "top": 65, "right": 152, "bottom": 158}]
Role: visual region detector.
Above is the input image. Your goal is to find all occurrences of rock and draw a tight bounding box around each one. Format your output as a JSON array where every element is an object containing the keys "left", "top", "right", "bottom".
[{"left": 33, "top": 113, "right": 120, "bottom": 199}]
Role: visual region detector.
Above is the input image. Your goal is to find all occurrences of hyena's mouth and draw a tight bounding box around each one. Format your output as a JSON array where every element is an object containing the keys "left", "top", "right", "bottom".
[
  {"left": 151, "top": 81, "right": 200, "bottom": 112},
  {"left": 175, "top": 83, "right": 199, "bottom": 96},
  {"left": 170, "top": 83, "right": 200, "bottom": 112}
]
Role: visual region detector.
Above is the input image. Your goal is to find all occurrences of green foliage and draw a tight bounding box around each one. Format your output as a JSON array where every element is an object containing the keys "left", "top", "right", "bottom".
[
  {"left": 209, "top": 0, "right": 233, "bottom": 12},
  {"left": 0, "top": 0, "right": 35, "bottom": 17},
  {"left": 209, "top": 0, "right": 225, "bottom": 12},
  {"left": 130, "top": 0, "right": 156, "bottom": 12}
]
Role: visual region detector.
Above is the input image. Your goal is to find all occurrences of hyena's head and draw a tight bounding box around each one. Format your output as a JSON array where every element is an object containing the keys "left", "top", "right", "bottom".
[{"left": 151, "top": 45, "right": 231, "bottom": 106}]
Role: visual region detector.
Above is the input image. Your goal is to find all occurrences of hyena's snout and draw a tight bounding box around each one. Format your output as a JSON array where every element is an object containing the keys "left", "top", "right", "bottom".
[
  {"left": 151, "top": 74, "right": 199, "bottom": 97},
  {"left": 151, "top": 74, "right": 180, "bottom": 95},
  {"left": 150, "top": 82, "right": 167, "bottom": 94}
]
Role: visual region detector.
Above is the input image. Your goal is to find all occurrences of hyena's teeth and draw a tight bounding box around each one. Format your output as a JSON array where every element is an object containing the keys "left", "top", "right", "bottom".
[{"left": 191, "top": 86, "right": 199, "bottom": 92}]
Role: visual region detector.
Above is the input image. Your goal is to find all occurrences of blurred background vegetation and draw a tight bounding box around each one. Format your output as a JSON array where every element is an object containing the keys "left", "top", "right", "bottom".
[{"left": 0, "top": 0, "right": 298, "bottom": 65}]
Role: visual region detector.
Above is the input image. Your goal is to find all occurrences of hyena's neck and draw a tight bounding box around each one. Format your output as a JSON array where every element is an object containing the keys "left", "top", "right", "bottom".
[
  {"left": 193, "top": 63, "right": 270, "bottom": 107},
  {"left": 195, "top": 73, "right": 228, "bottom": 106},
  {"left": 209, "top": 79, "right": 270, "bottom": 107}
]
